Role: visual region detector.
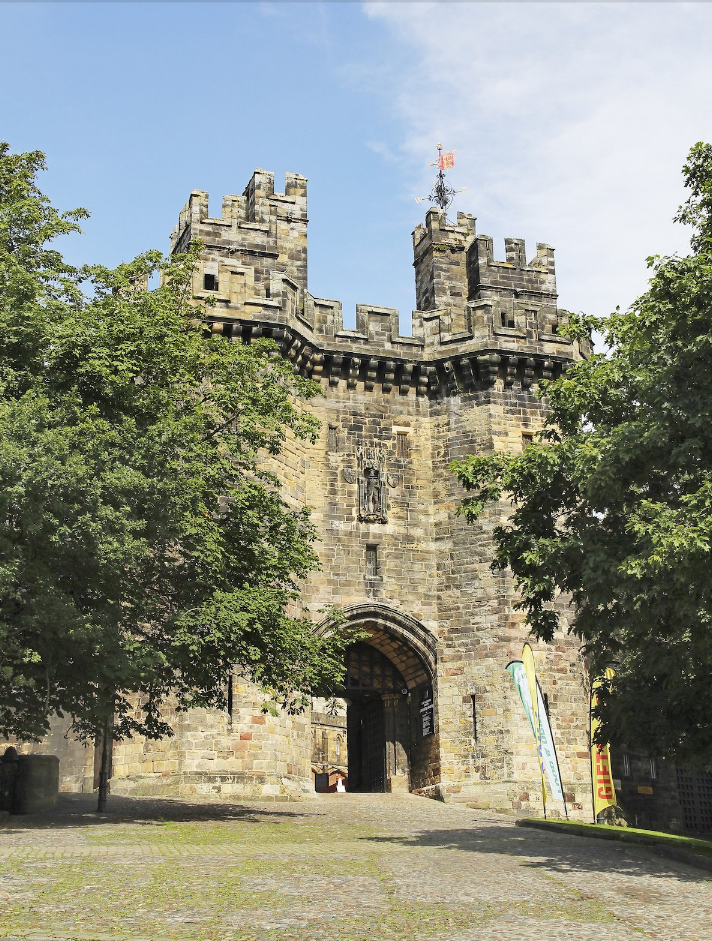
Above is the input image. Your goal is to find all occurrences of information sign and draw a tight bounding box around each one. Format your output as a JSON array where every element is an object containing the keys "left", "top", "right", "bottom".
[{"left": 420, "top": 684, "right": 434, "bottom": 737}]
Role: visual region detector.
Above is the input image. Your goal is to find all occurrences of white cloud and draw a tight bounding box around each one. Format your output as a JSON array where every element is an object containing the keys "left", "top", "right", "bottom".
[
  {"left": 362, "top": 1, "right": 712, "bottom": 318},
  {"left": 365, "top": 140, "right": 403, "bottom": 163}
]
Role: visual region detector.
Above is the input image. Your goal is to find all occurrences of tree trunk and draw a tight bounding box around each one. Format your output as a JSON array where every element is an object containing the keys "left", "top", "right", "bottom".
[{"left": 96, "top": 711, "right": 113, "bottom": 813}]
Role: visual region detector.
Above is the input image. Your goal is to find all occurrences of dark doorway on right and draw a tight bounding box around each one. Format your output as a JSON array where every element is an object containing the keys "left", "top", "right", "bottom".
[
  {"left": 343, "top": 642, "right": 410, "bottom": 793},
  {"left": 346, "top": 695, "right": 386, "bottom": 792}
]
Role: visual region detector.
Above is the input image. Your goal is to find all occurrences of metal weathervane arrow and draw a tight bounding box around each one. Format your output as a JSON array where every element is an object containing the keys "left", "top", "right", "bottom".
[{"left": 415, "top": 143, "right": 467, "bottom": 213}]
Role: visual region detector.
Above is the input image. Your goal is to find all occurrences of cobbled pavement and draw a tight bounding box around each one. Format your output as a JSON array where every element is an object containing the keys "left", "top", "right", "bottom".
[{"left": 1, "top": 792, "right": 711, "bottom": 941}]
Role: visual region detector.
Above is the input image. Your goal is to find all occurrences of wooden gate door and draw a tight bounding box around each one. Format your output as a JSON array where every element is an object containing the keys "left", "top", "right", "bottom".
[
  {"left": 677, "top": 769, "right": 712, "bottom": 832},
  {"left": 361, "top": 698, "right": 386, "bottom": 792}
]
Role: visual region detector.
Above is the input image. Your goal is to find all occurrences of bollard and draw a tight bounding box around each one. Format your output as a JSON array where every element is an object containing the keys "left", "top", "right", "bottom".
[{"left": 0, "top": 747, "right": 19, "bottom": 812}]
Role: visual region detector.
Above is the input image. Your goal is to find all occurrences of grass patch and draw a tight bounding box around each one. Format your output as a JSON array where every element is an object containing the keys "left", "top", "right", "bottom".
[
  {"left": 85, "top": 819, "right": 377, "bottom": 847},
  {"left": 521, "top": 817, "right": 712, "bottom": 858}
]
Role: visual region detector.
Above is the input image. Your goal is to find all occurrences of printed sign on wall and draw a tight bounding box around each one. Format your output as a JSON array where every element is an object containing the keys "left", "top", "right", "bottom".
[{"left": 420, "top": 684, "right": 434, "bottom": 737}]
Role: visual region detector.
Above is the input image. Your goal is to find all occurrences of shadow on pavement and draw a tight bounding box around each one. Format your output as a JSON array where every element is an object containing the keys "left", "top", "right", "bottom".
[
  {"left": 4, "top": 791, "right": 324, "bottom": 830},
  {"left": 360, "top": 823, "right": 712, "bottom": 884}
]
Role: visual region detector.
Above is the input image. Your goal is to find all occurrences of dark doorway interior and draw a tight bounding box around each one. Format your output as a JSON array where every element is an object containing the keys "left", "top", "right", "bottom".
[
  {"left": 347, "top": 696, "right": 385, "bottom": 792},
  {"left": 343, "top": 642, "right": 408, "bottom": 792}
]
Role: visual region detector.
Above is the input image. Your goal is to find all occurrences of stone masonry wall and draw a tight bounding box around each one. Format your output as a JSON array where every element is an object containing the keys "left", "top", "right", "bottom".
[
  {"left": 111, "top": 677, "right": 313, "bottom": 801},
  {"left": 430, "top": 387, "right": 592, "bottom": 814},
  {"left": 2, "top": 716, "right": 95, "bottom": 793}
]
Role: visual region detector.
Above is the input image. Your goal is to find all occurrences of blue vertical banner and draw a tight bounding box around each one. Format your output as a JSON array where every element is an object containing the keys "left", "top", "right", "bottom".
[
  {"left": 507, "top": 658, "right": 567, "bottom": 814},
  {"left": 521, "top": 643, "right": 547, "bottom": 817}
]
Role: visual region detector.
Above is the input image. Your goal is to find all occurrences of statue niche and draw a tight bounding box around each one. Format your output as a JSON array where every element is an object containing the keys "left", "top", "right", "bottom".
[{"left": 357, "top": 446, "right": 387, "bottom": 523}]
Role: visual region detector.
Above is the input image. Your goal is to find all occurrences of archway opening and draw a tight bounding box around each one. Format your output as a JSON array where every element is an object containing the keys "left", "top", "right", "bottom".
[{"left": 312, "top": 606, "right": 438, "bottom": 795}]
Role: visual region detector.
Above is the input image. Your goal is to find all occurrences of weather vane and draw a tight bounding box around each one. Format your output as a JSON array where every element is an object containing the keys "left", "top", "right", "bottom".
[{"left": 416, "top": 143, "right": 466, "bottom": 212}]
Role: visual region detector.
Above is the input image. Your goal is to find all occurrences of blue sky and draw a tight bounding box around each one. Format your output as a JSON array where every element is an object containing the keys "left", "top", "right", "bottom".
[{"left": 2, "top": 2, "right": 712, "bottom": 333}]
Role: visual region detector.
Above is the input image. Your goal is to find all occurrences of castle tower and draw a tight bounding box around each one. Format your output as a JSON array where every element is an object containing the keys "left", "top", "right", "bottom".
[
  {"left": 33, "top": 170, "right": 594, "bottom": 814},
  {"left": 169, "top": 169, "right": 309, "bottom": 321},
  {"left": 412, "top": 208, "right": 476, "bottom": 337}
]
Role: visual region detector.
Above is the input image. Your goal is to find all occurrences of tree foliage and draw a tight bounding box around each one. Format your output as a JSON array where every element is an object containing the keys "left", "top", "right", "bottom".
[
  {"left": 0, "top": 144, "right": 350, "bottom": 746},
  {"left": 453, "top": 143, "right": 712, "bottom": 767}
]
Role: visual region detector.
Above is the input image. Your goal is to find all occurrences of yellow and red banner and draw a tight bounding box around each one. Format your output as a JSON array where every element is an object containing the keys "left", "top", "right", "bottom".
[
  {"left": 590, "top": 668, "right": 617, "bottom": 820},
  {"left": 438, "top": 150, "right": 456, "bottom": 171},
  {"left": 522, "top": 643, "right": 548, "bottom": 817}
]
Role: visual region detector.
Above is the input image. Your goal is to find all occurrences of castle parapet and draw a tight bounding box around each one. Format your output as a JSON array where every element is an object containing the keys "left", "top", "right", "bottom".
[
  {"left": 170, "top": 170, "right": 308, "bottom": 296},
  {"left": 466, "top": 234, "right": 563, "bottom": 344},
  {"left": 468, "top": 235, "right": 556, "bottom": 297},
  {"left": 170, "top": 169, "right": 589, "bottom": 395},
  {"left": 412, "top": 208, "right": 476, "bottom": 336}
]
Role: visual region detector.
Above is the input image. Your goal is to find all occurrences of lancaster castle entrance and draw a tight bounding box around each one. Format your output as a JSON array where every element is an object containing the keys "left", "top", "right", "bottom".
[{"left": 312, "top": 605, "right": 439, "bottom": 795}]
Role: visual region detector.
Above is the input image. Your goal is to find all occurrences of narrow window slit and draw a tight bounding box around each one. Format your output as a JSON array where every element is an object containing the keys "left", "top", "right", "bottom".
[{"left": 366, "top": 544, "right": 378, "bottom": 578}]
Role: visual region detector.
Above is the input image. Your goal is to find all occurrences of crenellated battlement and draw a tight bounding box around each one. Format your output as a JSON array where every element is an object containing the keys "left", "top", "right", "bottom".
[
  {"left": 467, "top": 234, "right": 556, "bottom": 299},
  {"left": 171, "top": 170, "right": 308, "bottom": 245},
  {"left": 170, "top": 168, "right": 589, "bottom": 395},
  {"left": 170, "top": 170, "right": 309, "bottom": 298},
  {"left": 412, "top": 208, "right": 476, "bottom": 330}
]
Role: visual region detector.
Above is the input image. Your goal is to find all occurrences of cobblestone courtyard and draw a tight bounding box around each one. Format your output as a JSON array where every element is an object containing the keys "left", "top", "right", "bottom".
[{"left": 1, "top": 793, "right": 711, "bottom": 941}]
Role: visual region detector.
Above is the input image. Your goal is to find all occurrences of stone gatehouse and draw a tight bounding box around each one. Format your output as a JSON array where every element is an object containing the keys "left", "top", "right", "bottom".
[{"left": 10, "top": 169, "right": 600, "bottom": 818}]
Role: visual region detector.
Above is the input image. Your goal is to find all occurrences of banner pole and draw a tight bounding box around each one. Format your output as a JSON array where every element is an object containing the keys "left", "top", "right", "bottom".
[{"left": 589, "top": 680, "right": 597, "bottom": 823}]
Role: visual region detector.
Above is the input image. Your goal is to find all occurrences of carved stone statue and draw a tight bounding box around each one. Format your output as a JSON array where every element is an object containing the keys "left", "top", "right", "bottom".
[{"left": 357, "top": 446, "right": 387, "bottom": 523}]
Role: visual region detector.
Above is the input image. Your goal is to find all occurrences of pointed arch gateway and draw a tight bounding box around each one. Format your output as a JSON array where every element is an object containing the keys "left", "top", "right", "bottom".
[{"left": 318, "top": 605, "right": 439, "bottom": 793}]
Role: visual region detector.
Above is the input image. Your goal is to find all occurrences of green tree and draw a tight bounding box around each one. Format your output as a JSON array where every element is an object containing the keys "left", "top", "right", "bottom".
[
  {"left": 0, "top": 145, "right": 350, "bottom": 805},
  {"left": 452, "top": 143, "right": 712, "bottom": 768}
]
